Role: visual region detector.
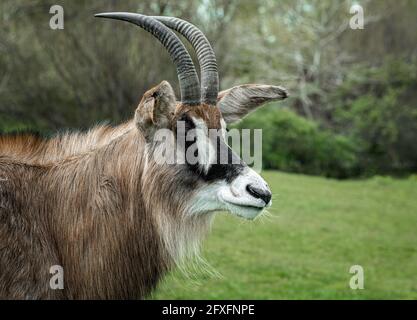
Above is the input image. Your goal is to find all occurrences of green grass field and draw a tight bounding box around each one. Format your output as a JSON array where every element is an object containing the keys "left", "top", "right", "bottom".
[{"left": 152, "top": 171, "right": 417, "bottom": 299}]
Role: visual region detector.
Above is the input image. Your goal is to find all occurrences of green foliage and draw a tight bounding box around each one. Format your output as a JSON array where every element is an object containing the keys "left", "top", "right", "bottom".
[
  {"left": 0, "top": 0, "right": 224, "bottom": 130},
  {"left": 236, "top": 107, "right": 358, "bottom": 178},
  {"left": 1, "top": 1, "right": 416, "bottom": 178},
  {"left": 331, "top": 58, "right": 417, "bottom": 175}
]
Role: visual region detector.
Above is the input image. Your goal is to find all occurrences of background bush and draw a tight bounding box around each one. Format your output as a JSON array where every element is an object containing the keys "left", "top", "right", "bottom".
[
  {"left": 331, "top": 58, "right": 417, "bottom": 176},
  {"left": 236, "top": 107, "right": 359, "bottom": 178},
  {"left": 0, "top": 0, "right": 416, "bottom": 179}
]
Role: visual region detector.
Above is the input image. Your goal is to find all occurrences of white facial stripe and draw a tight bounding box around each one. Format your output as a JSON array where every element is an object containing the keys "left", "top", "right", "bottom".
[
  {"left": 187, "top": 117, "right": 271, "bottom": 220},
  {"left": 191, "top": 117, "right": 216, "bottom": 174},
  {"left": 220, "top": 118, "right": 227, "bottom": 140}
]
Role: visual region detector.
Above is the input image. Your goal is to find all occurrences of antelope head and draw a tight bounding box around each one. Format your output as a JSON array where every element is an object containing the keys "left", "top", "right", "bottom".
[{"left": 95, "top": 13, "right": 288, "bottom": 220}]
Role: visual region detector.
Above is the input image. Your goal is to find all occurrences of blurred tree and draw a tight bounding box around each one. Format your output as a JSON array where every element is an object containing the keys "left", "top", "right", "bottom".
[
  {"left": 331, "top": 58, "right": 417, "bottom": 175},
  {"left": 236, "top": 106, "right": 359, "bottom": 178},
  {"left": 0, "top": 0, "right": 237, "bottom": 130},
  {"left": 0, "top": 0, "right": 416, "bottom": 177}
]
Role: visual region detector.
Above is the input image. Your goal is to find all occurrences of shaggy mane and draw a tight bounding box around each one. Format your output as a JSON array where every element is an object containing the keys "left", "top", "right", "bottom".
[{"left": 0, "top": 122, "right": 135, "bottom": 165}]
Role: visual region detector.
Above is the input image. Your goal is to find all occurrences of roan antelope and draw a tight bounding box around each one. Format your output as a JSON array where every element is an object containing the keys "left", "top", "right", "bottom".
[{"left": 0, "top": 12, "right": 287, "bottom": 299}]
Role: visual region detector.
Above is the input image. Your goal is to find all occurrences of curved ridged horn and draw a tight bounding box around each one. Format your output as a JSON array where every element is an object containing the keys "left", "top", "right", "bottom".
[
  {"left": 95, "top": 12, "right": 201, "bottom": 106},
  {"left": 152, "top": 16, "right": 219, "bottom": 106}
]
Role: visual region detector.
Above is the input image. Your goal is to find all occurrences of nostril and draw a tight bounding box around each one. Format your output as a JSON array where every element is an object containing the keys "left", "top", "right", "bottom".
[{"left": 246, "top": 184, "right": 272, "bottom": 205}]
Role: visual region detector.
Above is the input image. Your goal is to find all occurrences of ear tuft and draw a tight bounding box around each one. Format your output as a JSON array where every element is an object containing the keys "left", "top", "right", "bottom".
[
  {"left": 217, "top": 84, "right": 288, "bottom": 124},
  {"left": 135, "top": 81, "right": 177, "bottom": 139}
]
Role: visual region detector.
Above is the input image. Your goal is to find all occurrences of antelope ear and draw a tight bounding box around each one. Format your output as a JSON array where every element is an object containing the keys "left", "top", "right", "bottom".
[
  {"left": 135, "top": 81, "right": 177, "bottom": 139},
  {"left": 217, "top": 84, "right": 288, "bottom": 124}
]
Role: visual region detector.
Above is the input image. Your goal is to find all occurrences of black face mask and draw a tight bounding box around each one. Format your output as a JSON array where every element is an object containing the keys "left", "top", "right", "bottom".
[{"left": 177, "top": 113, "right": 245, "bottom": 183}]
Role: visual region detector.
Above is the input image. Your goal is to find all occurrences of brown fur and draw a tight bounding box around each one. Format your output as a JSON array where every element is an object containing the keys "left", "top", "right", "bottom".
[
  {"left": 0, "top": 82, "right": 214, "bottom": 299},
  {"left": 175, "top": 104, "right": 222, "bottom": 129},
  {"left": 0, "top": 79, "right": 285, "bottom": 299}
]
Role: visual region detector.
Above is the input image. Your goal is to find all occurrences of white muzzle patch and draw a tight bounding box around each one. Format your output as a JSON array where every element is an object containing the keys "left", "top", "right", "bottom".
[{"left": 189, "top": 167, "right": 271, "bottom": 220}]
